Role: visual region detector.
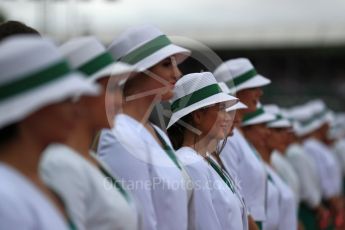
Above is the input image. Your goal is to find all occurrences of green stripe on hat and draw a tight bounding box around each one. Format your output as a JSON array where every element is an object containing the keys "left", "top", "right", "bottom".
[
  {"left": 121, "top": 35, "right": 172, "bottom": 65},
  {"left": 77, "top": 52, "right": 114, "bottom": 76},
  {"left": 270, "top": 114, "right": 283, "bottom": 123},
  {"left": 171, "top": 84, "right": 222, "bottom": 113},
  {"left": 226, "top": 69, "right": 257, "bottom": 88},
  {"left": 242, "top": 107, "right": 265, "bottom": 123},
  {"left": 0, "top": 60, "right": 71, "bottom": 101}
]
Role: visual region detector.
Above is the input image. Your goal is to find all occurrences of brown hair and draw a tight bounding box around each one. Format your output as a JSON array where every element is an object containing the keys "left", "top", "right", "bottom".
[
  {"left": 0, "top": 124, "right": 18, "bottom": 147},
  {"left": 0, "top": 21, "right": 40, "bottom": 42},
  {"left": 167, "top": 113, "right": 193, "bottom": 150}
]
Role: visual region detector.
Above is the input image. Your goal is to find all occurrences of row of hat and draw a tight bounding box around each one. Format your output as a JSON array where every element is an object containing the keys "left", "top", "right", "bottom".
[{"left": 1, "top": 24, "right": 344, "bottom": 139}]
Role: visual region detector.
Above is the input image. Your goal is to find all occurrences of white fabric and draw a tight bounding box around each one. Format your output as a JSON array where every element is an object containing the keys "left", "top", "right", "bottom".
[
  {"left": 265, "top": 164, "right": 298, "bottom": 230},
  {"left": 108, "top": 25, "right": 190, "bottom": 71},
  {"left": 175, "top": 147, "right": 222, "bottom": 230},
  {"left": 234, "top": 74, "right": 271, "bottom": 93},
  {"left": 0, "top": 163, "right": 68, "bottom": 230},
  {"left": 60, "top": 36, "right": 110, "bottom": 69},
  {"left": 271, "top": 151, "right": 301, "bottom": 205},
  {"left": 40, "top": 144, "right": 138, "bottom": 230},
  {"left": 167, "top": 72, "right": 238, "bottom": 128},
  {"left": 98, "top": 128, "right": 157, "bottom": 230},
  {"left": 0, "top": 36, "right": 100, "bottom": 129},
  {"left": 213, "top": 58, "right": 271, "bottom": 93},
  {"left": 268, "top": 119, "right": 291, "bottom": 128},
  {"left": 241, "top": 110, "right": 276, "bottom": 127},
  {"left": 220, "top": 128, "right": 267, "bottom": 222},
  {"left": 303, "top": 138, "right": 342, "bottom": 198},
  {"left": 218, "top": 82, "right": 247, "bottom": 111},
  {"left": 285, "top": 143, "right": 322, "bottom": 208},
  {"left": 206, "top": 153, "right": 248, "bottom": 230},
  {"left": 0, "top": 36, "right": 63, "bottom": 83},
  {"left": 263, "top": 176, "right": 280, "bottom": 230},
  {"left": 98, "top": 114, "right": 188, "bottom": 230},
  {"left": 59, "top": 36, "right": 135, "bottom": 81},
  {"left": 333, "top": 138, "right": 345, "bottom": 176}
]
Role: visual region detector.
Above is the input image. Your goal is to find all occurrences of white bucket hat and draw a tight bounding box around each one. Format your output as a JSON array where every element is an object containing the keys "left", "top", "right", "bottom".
[
  {"left": 167, "top": 72, "right": 238, "bottom": 129},
  {"left": 59, "top": 36, "right": 136, "bottom": 82},
  {"left": 213, "top": 58, "right": 271, "bottom": 93},
  {"left": 287, "top": 106, "right": 316, "bottom": 136},
  {"left": 108, "top": 25, "right": 191, "bottom": 72},
  {"left": 0, "top": 35, "right": 100, "bottom": 129},
  {"left": 287, "top": 101, "right": 332, "bottom": 137},
  {"left": 218, "top": 82, "right": 248, "bottom": 112},
  {"left": 264, "top": 104, "right": 292, "bottom": 128},
  {"left": 241, "top": 104, "right": 276, "bottom": 127}
]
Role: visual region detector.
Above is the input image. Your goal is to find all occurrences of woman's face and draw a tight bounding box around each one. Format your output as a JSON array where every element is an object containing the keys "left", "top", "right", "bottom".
[
  {"left": 225, "top": 110, "right": 236, "bottom": 136},
  {"left": 242, "top": 123, "right": 271, "bottom": 150},
  {"left": 268, "top": 128, "right": 290, "bottom": 153},
  {"left": 194, "top": 102, "right": 229, "bottom": 141},
  {"left": 79, "top": 76, "right": 124, "bottom": 130},
  {"left": 236, "top": 87, "right": 263, "bottom": 113},
  {"left": 23, "top": 99, "right": 77, "bottom": 146},
  {"left": 145, "top": 56, "right": 182, "bottom": 101}
]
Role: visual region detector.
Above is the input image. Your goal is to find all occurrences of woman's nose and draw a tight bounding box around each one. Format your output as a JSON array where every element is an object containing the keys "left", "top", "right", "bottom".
[
  {"left": 256, "top": 88, "right": 263, "bottom": 97},
  {"left": 171, "top": 57, "right": 182, "bottom": 80}
]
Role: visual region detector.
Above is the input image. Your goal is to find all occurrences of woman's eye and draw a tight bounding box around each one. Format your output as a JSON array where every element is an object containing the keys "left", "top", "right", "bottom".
[{"left": 161, "top": 59, "right": 173, "bottom": 67}]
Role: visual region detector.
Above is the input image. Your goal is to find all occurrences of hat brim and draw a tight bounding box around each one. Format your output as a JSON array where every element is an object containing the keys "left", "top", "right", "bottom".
[
  {"left": 294, "top": 120, "right": 323, "bottom": 137},
  {"left": 268, "top": 119, "right": 292, "bottom": 128},
  {"left": 0, "top": 72, "right": 100, "bottom": 129},
  {"left": 167, "top": 93, "right": 238, "bottom": 129},
  {"left": 295, "top": 112, "right": 334, "bottom": 136},
  {"left": 226, "top": 101, "right": 248, "bottom": 112},
  {"left": 242, "top": 112, "right": 276, "bottom": 127},
  {"left": 235, "top": 74, "right": 271, "bottom": 93},
  {"left": 134, "top": 44, "right": 191, "bottom": 72},
  {"left": 89, "top": 62, "right": 136, "bottom": 82}
]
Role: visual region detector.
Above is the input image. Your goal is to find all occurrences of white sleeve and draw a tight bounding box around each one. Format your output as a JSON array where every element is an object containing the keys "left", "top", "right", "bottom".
[
  {"left": 287, "top": 153, "right": 321, "bottom": 208},
  {"left": 220, "top": 138, "right": 241, "bottom": 181},
  {"left": 97, "top": 129, "right": 158, "bottom": 230},
  {"left": 183, "top": 163, "right": 223, "bottom": 230},
  {"left": 40, "top": 153, "right": 87, "bottom": 230},
  {"left": 0, "top": 199, "right": 34, "bottom": 230}
]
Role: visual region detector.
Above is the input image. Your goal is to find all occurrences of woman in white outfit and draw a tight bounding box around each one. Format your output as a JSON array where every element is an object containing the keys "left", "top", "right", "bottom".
[
  {"left": 0, "top": 36, "right": 99, "bottom": 229},
  {"left": 213, "top": 58, "right": 271, "bottom": 229},
  {"left": 40, "top": 37, "right": 139, "bottom": 230},
  {"left": 97, "top": 25, "right": 193, "bottom": 230},
  {"left": 264, "top": 104, "right": 301, "bottom": 207},
  {"left": 299, "top": 101, "right": 344, "bottom": 229},
  {"left": 167, "top": 72, "right": 249, "bottom": 230},
  {"left": 241, "top": 106, "right": 298, "bottom": 230}
]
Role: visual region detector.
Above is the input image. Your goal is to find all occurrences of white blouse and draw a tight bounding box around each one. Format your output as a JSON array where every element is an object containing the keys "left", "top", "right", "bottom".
[
  {"left": 333, "top": 138, "right": 345, "bottom": 176},
  {"left": 271, "top": 150, "right": 300, "bottom": 206},
  {"left": 98, "top": 114, "right": 189, "bottom": 230},
  {"left": 286, "top": 143, "right": 322, "bottom": 208},
  {"left": 265, "top": 164, "right": 298, "bottom": 230},
  {"left": 206, "top": 151, "right": 248, "bottom": 230},
  {"left": 176, "top": 147, "right": 223, "bottom": 230},
  {"left": 220, "top": 128, "right": 267, "bottom": 222},
  {"left": 40, "top": 144, "right": 138, "bottom": 230},
  {"left": 263, "top": 176, "right": 280, "bottom": 230},
  {"left": 0, "top": 163, "right": 68, "bottom": 230},
  {"left": 304, "top": 138, "right": 342, "bottom": 198}
]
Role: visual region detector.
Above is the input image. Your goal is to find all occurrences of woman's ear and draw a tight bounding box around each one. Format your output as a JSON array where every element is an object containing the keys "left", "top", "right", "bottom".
[{"left": 192, "top": 110, "right": 203, "bottom": 126}]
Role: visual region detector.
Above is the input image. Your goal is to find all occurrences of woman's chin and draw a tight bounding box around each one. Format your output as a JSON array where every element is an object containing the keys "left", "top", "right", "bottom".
[{"left": 161, "top": 91, "right": 174, "bottom": 101}]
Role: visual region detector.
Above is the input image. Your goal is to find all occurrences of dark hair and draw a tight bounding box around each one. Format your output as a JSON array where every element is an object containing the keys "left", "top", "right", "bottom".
[
  {"left": 167, "top": 113, "right": 193, "bottom": 150},
  {"left": 0, "top": 21, "right": 40, "bottom": 42},
  {"left": 0, "top": 123, "right": 18, "bottom": 147}
]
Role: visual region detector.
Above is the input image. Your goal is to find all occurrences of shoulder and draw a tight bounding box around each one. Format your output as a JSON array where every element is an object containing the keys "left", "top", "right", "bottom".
[{"left": 40, "top": 144, "right": 86, "bottom": 172}]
